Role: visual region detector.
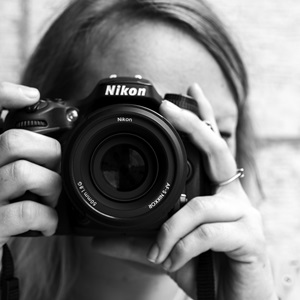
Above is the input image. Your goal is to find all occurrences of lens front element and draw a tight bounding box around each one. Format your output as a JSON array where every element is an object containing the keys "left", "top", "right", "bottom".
[
  {"left": 91, "top": 134, "right": 158, "bottom": 202},
  {"left": 101, "top": 144, "right": 146, "bottom": 192}
]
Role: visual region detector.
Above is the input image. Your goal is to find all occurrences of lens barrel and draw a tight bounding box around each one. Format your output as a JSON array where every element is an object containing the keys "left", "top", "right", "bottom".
[{"left": 62, "top": 104, "right": 187, "bottom": 230}]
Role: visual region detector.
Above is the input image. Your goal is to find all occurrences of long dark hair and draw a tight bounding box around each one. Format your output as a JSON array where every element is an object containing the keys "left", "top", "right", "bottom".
[{"left": 14, "top": 1, "right": 258, "bottom": 299}]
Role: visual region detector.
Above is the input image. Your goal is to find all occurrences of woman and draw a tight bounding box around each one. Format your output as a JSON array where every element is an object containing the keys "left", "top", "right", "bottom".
[{"left": 0, "top": 0, "right": 277, "bottom": 299}]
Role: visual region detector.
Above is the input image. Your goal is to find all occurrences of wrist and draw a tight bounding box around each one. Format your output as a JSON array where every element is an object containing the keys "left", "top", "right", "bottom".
[{"left": 216, "top": 252, "right": 277, "bottom": 300}]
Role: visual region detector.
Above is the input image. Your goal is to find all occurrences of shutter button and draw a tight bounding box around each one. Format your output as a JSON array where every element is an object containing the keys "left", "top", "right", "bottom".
[{"left": 26, "top": 100, "right": 48, "bottom": 112}]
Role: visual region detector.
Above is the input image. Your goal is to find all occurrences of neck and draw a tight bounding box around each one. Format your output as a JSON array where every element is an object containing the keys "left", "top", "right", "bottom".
[{"left": 70, "top": 237, "right": 186, "bottom": 300}]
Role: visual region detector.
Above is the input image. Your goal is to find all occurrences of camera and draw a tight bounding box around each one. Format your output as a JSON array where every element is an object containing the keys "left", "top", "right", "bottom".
[{"left": 4, "top": 76, "right": 210, "bottom": 236}]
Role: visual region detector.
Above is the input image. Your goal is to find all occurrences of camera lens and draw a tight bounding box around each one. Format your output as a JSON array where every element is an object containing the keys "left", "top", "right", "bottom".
[
  {"left": 62, "top": 104, "right": 187, "bottom": 229},
  {"left": 101, "top": 144, "right": 146, "bottom": 192},
  {"left": 91, "top": 133, "right": 158, "bottom": 202}
]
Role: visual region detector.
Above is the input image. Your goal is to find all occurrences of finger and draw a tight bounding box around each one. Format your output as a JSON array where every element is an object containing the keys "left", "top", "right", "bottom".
[
  {"left": 147, "top": 192, "right": 248, "bottom": 264},
  {"left": 0, "top": 129, "right": 61, "bottom": 171},
  {"left": 0, "top": 201, "right": 58, "bottom": 237},
  {"left": 92, "top": 236, "right": 162, "bottom": 271},
  {"left": 161, "top": 221, "right": 248, "bottom": 272},
  {"left": 161, "top": 207, "right": 264, "bottom": 272},
  {"left": 187, "top": 83, "right": 219, "bottom": 134},
  {"left": 160, "top": 99, "right": 236, "bottom": 181},
  {"left": 0, "top": 160, "right": 61, "bottom": 207},
  {"left": 0, "top": 82, "right": 39, "bottom": 110},
  {"left": 160, "top": 99, "right": 216, "bottom": 150}
]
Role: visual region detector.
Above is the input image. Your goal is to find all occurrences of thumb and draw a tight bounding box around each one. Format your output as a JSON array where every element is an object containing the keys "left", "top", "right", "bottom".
[{"left": 0, "top": 82, "right": 40, "bottom": 110}]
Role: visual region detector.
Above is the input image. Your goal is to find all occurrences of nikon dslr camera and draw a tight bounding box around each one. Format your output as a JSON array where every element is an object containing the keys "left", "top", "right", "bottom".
[{"left": 4, "top": 76, "right": 210, "bottom": 236}]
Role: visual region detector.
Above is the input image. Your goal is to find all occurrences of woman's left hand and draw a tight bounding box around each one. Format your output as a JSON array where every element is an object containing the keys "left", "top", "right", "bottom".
[{"left": 92, "top": 83, "right": 277, "bottom": 300}]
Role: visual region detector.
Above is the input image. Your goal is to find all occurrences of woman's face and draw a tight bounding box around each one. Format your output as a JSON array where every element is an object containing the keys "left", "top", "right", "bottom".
[{"left": 81, "top": 19, "right": 238, "bottom": 154}]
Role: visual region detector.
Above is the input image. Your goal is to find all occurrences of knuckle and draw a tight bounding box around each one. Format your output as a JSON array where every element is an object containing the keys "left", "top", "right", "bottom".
[
  {"left": 0, "top": 129, "right": 23, "bottom": 154},
  {"left": 188, "top": 197, "right": 214, "bottom": 215},
  {"left": 173, "top": 238, "right": 189, "bottom": 257},
  {"left": 11, "top": 160, "right": 30, "bottom": 182},
  {"left": 196, "top": 224, "right": 218, "bottom": 241},
  {"left": 18, "top": 201, "right": 38, "bottom": 227},
  {"left": 160, "top": 221, "right": 173, "bottom": 239}
]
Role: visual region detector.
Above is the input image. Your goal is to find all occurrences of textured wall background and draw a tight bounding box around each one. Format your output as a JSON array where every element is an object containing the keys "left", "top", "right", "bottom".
[
  {"left": 212, "top": 0, "right": 300, "bottom": 139},
  {"left": 1, "top": 1, "right": 300, "bottom": 291},
  {"left": 0, "top": 0, "right": 68, "bottom": 81}
]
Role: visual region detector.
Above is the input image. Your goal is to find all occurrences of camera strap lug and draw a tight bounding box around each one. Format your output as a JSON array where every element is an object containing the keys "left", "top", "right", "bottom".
[{"left": 179, "top": 194, "right": 188, "bottom": 205}]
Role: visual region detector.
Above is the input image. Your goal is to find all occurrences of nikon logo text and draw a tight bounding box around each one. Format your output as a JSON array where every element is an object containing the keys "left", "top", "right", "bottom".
[
  {"left": 117, "top": 117, "right": 132, "bottom": 122},
  {"left": 148, "top": 182, "right": 171, "bottom": 209},
  {"left": 105, "top": 85, "right": 147, "bottom": 96}
]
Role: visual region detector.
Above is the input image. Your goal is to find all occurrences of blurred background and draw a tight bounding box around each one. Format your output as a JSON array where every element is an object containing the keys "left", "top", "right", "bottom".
[
  {"left": 209, "top": 0, "right": 300, "bottom": 247},
  {"left": 1, "top": 0, "right": 300, "bottom": 288}
]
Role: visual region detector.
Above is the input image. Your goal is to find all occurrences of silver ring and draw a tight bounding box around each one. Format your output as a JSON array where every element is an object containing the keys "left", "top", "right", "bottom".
[
  {"left": 203, "top": 120, "right": 214, "bottom": 132},
  {"left": 213, "top": 168, "right": 244, "bottom": 187}
]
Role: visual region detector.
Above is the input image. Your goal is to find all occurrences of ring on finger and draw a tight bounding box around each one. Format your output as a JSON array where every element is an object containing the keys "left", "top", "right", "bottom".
[{"left": 213, "top": 168, "right": 244, "bottom": 187}]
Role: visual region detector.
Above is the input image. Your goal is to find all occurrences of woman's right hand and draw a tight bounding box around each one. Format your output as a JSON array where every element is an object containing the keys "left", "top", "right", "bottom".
[{"left": 0, "top": 82, "right": 61, "bottom": 267}]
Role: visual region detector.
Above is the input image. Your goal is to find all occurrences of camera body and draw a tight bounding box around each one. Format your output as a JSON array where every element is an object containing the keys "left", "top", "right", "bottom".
[{"left": 4, "top": 76, "right": 210, "bottom": 236}]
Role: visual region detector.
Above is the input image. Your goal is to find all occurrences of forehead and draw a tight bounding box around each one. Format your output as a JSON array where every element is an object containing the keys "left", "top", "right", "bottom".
[{"left": 83, "top": 19, "right": 237, "bottom": 122}]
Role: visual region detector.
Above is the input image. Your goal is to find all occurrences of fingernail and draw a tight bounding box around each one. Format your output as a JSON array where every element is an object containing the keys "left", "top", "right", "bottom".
[
  {"left": 162, "top": 257, "right": 172, "bottom": 271},
  {"left": 19, "top": 86, "right": 40, "bottom": 100},
  {"left": 147, "top": 243, "right": 160, "bottom": 263}
]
